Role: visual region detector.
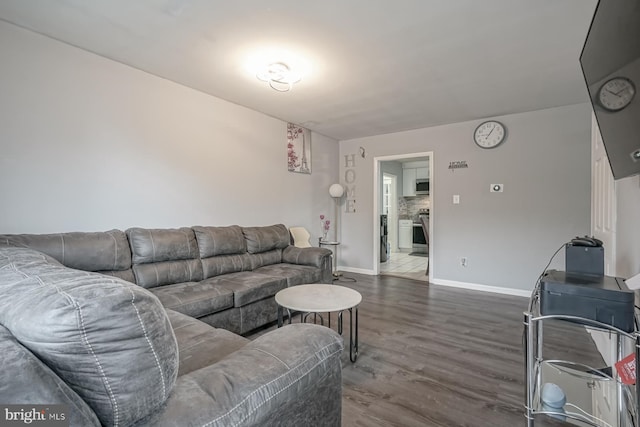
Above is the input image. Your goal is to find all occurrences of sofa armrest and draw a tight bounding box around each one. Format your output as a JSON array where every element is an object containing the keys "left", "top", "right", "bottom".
[
  {"left": 283, "top": 246, "right": 333, "bottom": 284},
  {"left": 135, "top": 324, "right": 343, "bottom": 427},
  {"left": 282, "top": 245, "right": 331, "bottom": 268},
  {"left": 0, "top": 325, "right": 101, "bottom": 427}
]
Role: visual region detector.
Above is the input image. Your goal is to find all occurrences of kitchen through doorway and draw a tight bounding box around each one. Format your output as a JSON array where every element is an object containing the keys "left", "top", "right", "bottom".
[
  {"left": 375, "top": 152, "right": 432, "bottom": 282},
  {"left": 382, "top": 173, "right": 397, "bottom": 259}
]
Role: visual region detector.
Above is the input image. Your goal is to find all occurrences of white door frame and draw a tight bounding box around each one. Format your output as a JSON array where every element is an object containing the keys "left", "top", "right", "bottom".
[
  {"left": 588, "top": 111, "right": 619, "bottom": 379},
  {"left": 373, "top": 151, "right": 434, "bottom": 281},
  {"left": 590, "top": 112, "right": 616, "bottom": 275}
]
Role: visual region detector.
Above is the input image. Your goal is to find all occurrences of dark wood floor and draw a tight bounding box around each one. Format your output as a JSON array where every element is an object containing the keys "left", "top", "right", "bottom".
[{"left": 252, "top": 273, "right": 604, "bottom": 427}]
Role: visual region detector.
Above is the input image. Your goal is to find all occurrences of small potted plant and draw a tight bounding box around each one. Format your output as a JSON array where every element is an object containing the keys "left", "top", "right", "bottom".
[{"left": 319, "top": 215, "right": 331, "bottom": 241}]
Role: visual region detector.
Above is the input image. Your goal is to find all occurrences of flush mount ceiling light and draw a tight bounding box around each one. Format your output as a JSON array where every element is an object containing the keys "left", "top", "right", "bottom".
[{"left": 256, "top": 62, "right": 301, "bottom": 92}]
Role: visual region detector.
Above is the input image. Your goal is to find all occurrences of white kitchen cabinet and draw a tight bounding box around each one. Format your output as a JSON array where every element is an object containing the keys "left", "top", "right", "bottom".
[
  {"left": 416, "top": 167, "right": 429, "bottom": 179},
  {"left": 402, "top": 169, "right": 416, "bottom": 197},
  {"left": 399, "top": 219, "right": 413, "bottom": 249}
]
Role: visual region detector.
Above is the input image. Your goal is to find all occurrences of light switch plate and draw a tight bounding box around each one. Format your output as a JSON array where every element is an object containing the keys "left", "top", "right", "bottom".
[
  {"left": 453, "top": 195, "right": 460, "bottom": 204},
  {"left": 490, "top": 184, "right": 504, "bottom": 193}
]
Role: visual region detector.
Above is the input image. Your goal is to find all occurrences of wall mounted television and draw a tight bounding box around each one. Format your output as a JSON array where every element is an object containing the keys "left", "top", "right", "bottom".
[{"left": 580, "top": 0, "right": 640, "bottom": 180}]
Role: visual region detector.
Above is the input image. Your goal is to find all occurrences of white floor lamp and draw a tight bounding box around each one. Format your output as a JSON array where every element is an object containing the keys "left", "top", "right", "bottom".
[{"left": 328, "top": 183, "right": 345, "bottom": 277}]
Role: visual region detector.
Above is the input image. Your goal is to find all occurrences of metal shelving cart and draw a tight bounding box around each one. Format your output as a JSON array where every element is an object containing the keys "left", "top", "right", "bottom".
[{"left": 524, "top": 287, "right": 640, "bottom": 426}]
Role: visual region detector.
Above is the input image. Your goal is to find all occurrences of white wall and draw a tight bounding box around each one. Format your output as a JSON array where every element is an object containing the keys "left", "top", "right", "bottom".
[
  {"left": 616, "top": 176, "right": 640, "bottom": 278},
  {"left": 339, "top": 104, "right": 592, "bottom": 292},
  {"left": 0, "top": 21, "right": 339, "bottom": 238}
]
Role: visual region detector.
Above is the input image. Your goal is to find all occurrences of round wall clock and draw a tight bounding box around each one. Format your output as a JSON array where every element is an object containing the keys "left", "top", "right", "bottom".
[
  {"left": 598, "top": 77, "right": 636, "bottom": 112},
  {"left": 474, "top": 120, "right": 506, "bottom": 149}
]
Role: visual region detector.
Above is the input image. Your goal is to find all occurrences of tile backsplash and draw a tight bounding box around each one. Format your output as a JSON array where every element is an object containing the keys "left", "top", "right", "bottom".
[{"left": 399, "top": 196, "right": 430, "bottom": 218}]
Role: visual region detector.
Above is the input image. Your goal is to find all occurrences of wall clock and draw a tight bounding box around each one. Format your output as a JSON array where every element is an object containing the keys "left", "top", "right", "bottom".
[
  {"left": 474, "top": 120, "right": 506, "bottom": 149},
  {"left": 598, "top": 76, "right": 636, "bottom": 112}
]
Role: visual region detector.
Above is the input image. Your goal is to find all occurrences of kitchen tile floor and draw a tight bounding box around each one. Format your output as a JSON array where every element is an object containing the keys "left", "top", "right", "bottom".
[{"left": 379, "top": 251, "right": 428, "bottom": 281}]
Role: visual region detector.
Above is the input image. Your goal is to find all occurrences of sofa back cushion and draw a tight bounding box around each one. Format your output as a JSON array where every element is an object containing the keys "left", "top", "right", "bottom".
[
  {"left": 193, "top": 225, "right": 246, "bottom": 257},
  {"left": 127, "top": 227, "right": 203, "bottom": 288},
  {"left": 0, "top": 230, "right": 134, "bottom": 282},
  {"left": 199, "top": 253, "right": 253, "bottom": 279},
  {"left": 0, "top": 247, "right": 178, "bottom": 427},
  {"left": 193, "top": 225, "right": 252, "bottom": 278},
  {"left": 248, "top": 250, "right": 285, "bottom": 270},
  {"left": 242, "top": 224, "right": 289, "bottom": 255}
]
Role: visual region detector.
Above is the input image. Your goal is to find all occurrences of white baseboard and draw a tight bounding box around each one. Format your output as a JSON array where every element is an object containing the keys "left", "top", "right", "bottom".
[
  {"left": 430, "top": 278, "right": 531, "bottom": 298},
  {"left": 337, "top": 267, "right": 531, "bottom": 297},
  {"left": 338, "top": 266, "right": 376, "bottom": 275}
]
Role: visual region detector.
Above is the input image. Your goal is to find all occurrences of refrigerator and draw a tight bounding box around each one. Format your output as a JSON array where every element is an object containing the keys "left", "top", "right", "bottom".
[{"left": 380, "top": 214, "right": 388, "bottom": 262}]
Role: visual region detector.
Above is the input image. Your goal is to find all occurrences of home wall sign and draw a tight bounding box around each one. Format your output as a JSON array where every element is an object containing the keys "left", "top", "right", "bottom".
[
  {"left": 448, "top": 160, "right": 468, "bottom": 171},
  {"left": 344, "top": 154, "right": 357, "bottom": 213}
]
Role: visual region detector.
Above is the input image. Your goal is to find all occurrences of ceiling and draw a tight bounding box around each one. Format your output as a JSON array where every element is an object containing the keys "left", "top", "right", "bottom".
[{"left": 0, "top": 0, "right": 598, "bottom": 141}]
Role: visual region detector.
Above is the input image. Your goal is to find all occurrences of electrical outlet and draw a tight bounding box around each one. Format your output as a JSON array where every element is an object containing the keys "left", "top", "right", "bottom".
[{"left": 460, "top": 257, "right": 467, "bottom": 267}]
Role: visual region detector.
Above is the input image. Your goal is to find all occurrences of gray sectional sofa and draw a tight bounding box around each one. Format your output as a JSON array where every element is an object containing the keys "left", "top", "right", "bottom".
[
  {"left": 0, "top": 224, "right": 343, "bottom": 426},
  {"left": 1, "top": 224, "right": 333, "bottom": 334}
]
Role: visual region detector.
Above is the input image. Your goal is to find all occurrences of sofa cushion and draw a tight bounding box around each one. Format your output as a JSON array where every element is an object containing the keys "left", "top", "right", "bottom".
[
  {"left": 238, "top": 297, "right": 280, "bottom": 335},
  {"left": 127, "top": 227, "right": 199, "bottom": 264},
  {"left": 253, "top": 264, "right": 323, "bottom": 287},
  {"left": 247, "top": 249, "right": 284, "bottom": 270},
  {"left": 166, "top": 309, "right": 248, "bottom": 376},
  {"left": 200, "top": 252, "right": 253, "bottom": 279},
  {"left": 134, "top": 324, "right": 343, "bottom": 427},
  {"left": 150, "top": 282, "right": 234, "bottom": 318},
  {"left": 132, "top": 259, "right": 204, "bottom": 288},
  {"left": 201, "top": 272, "right": 287, "bottom": 307},
  {"left": 0, "top": 229, "right": 132, "bottom": 272},
  {"left": 127, "top": 227, "right": 203, "bottom": 288},
  {"left": 197, "top": 308, "right": 241, "bottom": 334},
  {"left": 100, "top": 268, "right": 136, "bottom": 283},
  {"left": 242, "top": 224, "right": 289, "bottom": 255},
  {"left": 193, "top": 225, "right": 246, "bottom": 257},
  {"left": 0, "top": 247, "right": 179, "bottom": 427}
]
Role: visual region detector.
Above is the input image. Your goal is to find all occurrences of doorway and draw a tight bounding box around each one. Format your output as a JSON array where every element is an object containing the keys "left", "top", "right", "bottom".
[{"left": 374, "top": 152, "right": 433, "bottom": 282}]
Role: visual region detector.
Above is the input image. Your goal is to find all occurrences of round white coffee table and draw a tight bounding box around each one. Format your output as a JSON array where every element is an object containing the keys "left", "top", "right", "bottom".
[{"left": 276, "top": 284, "right": 361, "bottom": 362}]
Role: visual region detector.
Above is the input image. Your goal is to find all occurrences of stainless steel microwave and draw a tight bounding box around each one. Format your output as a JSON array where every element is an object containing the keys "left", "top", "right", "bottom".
[{"left": 415, "top": 179, "right": 429, "bottom": 195}]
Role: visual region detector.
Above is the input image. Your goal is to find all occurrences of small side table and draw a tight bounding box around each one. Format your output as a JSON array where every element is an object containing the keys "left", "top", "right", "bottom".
[
  {"left": 276, "top": 284, "right": 361, "bottom": 362},
  {"left": 319, "top": 239, "right": 340, "bottom": 278}
]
